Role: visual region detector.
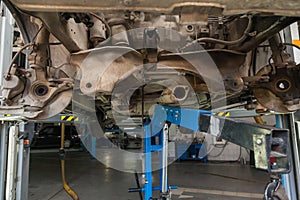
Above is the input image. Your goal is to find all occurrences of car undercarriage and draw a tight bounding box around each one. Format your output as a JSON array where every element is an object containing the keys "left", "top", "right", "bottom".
[{"left": 1, "top": 0, "right": 300, "bottom": 130}]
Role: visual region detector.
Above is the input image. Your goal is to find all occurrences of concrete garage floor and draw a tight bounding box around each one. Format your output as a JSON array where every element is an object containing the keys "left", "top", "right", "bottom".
[{"left": 29, "top": 150, "right": 269, "bottom": 200}]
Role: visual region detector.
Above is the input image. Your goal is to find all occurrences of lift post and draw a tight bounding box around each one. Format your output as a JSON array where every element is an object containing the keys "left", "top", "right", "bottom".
[
  {"left": 0, "top": 113, "right": 81, "bottom": 200},
  {"left": 0, "top": 123, "right": 9, "bottom": 198},
  {"left": 0, "top": 117, "right": 33, "bottom": 200}
]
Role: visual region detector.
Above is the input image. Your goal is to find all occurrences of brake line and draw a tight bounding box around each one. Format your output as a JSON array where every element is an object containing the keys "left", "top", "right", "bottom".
[
  {"left": 60, "top": 123, "right": 79, "bottom": 200},
  {"left": 181, "top": 15, "right": 253, "bottom": 51}
]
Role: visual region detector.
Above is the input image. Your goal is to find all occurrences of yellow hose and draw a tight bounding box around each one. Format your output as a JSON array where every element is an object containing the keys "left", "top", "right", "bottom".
[{"left": 60, "top": 123, "right": 79, "bottom": 200}]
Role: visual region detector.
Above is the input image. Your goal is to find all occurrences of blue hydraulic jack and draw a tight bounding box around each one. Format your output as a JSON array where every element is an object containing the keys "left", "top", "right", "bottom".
[
  {"left": 129, "top": 104, "right": 291, "bottom": 200},
  {"left": 128, "top": 106, "right": 211, "bottom": 200}
]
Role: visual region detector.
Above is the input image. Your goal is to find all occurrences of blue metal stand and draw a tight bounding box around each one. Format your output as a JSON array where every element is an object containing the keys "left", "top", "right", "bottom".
[
  {"left": 129, "top": 119, "right": 177, "bottom": 200},
  {"left": 144, "top": 121, "right": 153, "bottom": 200},
  {"left": 129, "top": 105, "right": 291, "bottom": 199}
]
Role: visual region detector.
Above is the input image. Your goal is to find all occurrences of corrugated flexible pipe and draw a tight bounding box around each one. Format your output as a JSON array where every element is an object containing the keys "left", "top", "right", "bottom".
[{"left": 60, "top": 123, "right": 79, "bottom": 200}]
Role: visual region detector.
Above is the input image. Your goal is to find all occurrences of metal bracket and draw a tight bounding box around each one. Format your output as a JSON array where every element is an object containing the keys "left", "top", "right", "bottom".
[{"left": 253, "top": 134, "right": 268, "bottom": 170}]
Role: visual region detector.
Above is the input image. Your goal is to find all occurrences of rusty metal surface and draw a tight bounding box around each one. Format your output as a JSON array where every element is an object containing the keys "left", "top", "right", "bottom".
[
  {"left": 252, "top": 64, "right": 300, "bottom": 113},
  {"left": 0, "top": 24, "right": 75, "bottom": 119},
  {"left": 1, "top": 0, "right": 300, "bottom": 121},
  {"left": 7, "top": 0, "right": 300, "bottom": 17},
  {"left": 71, "top": 46, "right": 143, "bottom": 95}
]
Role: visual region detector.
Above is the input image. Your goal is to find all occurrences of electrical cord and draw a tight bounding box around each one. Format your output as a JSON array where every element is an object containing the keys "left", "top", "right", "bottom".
[
  {"left": 206, "top": 141, "right": 229, "bottom": 158},
  {"left": 200, "top": 137, "right": 245, "bottom": 162},
  {"left": 283, "top": 42, "right": 300, "bottom": 50}
]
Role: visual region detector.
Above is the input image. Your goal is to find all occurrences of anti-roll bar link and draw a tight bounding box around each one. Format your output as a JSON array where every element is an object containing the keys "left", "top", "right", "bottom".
[{"left": 151, "top": 105, "right": 291, "bottom": 174}]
